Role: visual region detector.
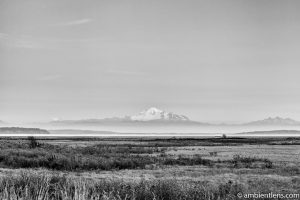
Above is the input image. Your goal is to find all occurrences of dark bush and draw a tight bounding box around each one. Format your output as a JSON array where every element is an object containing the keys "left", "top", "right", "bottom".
[
  {"left": 230, "top": 155, "right": 273, "bottom": 169},
  {"left": 163, "top": 155, "right": 213, "bottom": 167},
  {"left": 28, "top": 136, "right": 40, "bottom": 149}
]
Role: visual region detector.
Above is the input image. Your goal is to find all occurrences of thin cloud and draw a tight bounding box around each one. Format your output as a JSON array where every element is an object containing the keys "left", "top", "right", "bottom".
[
  {"left": 38, "top": 74, "right": 62, "bottom": 81},
  {"left": 0, "top": 32, "right": 102, "bottom": 49},
  {"left": 14, "top": 39, "right": 42, "bottom": 49},
  {"left": 0, "top": 33, "right": 42, "bottom": 49},
  {"left": 51, "top": 18, "right": 92, "bottom": 27},
  {"left": 0, "top": 33, "right": 9, "bottom": 39},
  {"left": 107, "top": 69, "right": 146, "bottom": 76}
]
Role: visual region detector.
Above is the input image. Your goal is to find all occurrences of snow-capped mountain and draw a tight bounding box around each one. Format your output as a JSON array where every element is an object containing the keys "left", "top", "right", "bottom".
[
  {"left": 50, "top": 107, "right": 192, "bottom": 124},
  {"left": 130, "top": 107, "right": 190, "bottom": 122},
  {"left": 246, "top": 117, "right": 300, "bottom": 126}
]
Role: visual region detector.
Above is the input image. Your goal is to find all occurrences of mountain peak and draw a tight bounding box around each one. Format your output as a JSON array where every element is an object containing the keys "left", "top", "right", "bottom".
[
  {"left": 144, "top": 107, "right": 163, "bottom": 114},
  {"left": 247, "top": 116, "right": 300, "bottom": 126},
  {"left": 130, "top": 107, "right": 190, "bottom": 122}
]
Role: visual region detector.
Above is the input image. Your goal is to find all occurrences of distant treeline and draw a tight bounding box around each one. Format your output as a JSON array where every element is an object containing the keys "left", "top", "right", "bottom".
[{"left": 0, "top": 127, "right": 49, "bottom": 134}]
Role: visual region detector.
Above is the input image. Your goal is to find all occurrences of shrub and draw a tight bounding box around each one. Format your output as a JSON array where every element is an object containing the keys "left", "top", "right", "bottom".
[
  {"left": 230, "top": 155, "right": 273, "bottom": 169},
  {"left": 28, "top": 136, "right": 40, "bottom": 149},
  {"left": 163, "top": 155, "right": 213, "bottom": 167}
]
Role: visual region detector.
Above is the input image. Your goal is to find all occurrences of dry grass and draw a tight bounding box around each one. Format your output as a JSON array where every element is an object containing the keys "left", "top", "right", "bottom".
[
  {"left": 0, "top": 137, "right": 299, "bottom": 199},
  {"left": 166, "top": 144, "right": 300, "bottom": 165},
  {"left": 0, "top": 170, "right": 299, "bottom": 200}
]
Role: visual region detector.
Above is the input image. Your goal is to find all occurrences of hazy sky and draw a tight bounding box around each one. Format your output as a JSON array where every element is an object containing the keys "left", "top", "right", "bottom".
[{"left": 1, "top": 0, "right": 300, "bottom": 123}]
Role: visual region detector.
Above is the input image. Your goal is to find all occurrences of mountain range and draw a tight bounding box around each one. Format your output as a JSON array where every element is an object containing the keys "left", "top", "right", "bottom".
[
  {"left": 50, "top": 107, "right": 205, "bottom": 126},
  {"left": 0, "top": 127, "right": 49, "bottom": 134},
  {"left": 245, "top": 117, "right": 300, "bottom": 126},
  {"left": 50, "top": 107, "right": 300, "bottom": 126}
]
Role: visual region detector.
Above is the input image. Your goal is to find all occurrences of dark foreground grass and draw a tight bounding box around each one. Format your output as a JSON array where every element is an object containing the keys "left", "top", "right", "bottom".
[
  {"left": 1, "top": 171, "right": 299, "bottom": 200},
  {"left": 0, "top": 171, "right": 283, "bottom": 200},
  {"left": 0, "top": 140, "right": 215, "bottom": 171},
  {"left": 0, "top": 139, "right": 276, "bottom": 172}
]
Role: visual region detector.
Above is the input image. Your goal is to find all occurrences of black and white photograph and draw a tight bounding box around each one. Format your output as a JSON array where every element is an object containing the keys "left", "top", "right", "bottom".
[{"left": 0, "top": 0, "right": 300, "bottom": 199}]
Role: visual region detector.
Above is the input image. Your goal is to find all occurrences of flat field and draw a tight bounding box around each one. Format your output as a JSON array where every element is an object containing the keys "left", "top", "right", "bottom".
[{"left": 0, "top": 136, "right": 299, "bottom": 200}]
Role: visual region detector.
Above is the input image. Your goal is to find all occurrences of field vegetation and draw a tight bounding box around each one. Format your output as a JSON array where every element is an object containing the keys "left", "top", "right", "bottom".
[{"left": 0, "top": 136, "right": 299, "bottom": 199}]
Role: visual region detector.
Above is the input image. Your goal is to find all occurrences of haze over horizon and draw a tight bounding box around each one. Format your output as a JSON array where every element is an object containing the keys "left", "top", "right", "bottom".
[{"left": 1, "top": 0, "right": 300, "bottom": 124}]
